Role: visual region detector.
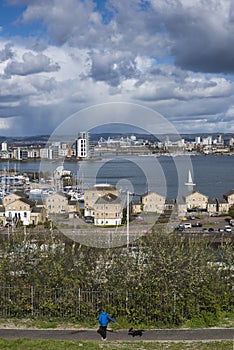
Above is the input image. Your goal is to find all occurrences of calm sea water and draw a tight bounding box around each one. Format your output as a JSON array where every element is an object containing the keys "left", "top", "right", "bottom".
[{"left": 2, "top": 154, "right": 234, "bottom": 200}]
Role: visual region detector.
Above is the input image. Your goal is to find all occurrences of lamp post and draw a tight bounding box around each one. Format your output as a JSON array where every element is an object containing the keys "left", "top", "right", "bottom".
[{"left": 126, "top": 190, "right": 129, "bottom": 248}]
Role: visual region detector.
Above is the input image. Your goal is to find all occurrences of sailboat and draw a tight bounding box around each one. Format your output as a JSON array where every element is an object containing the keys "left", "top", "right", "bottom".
[{"left": 185, "top": 170, "right": 196, "bottom": 186}]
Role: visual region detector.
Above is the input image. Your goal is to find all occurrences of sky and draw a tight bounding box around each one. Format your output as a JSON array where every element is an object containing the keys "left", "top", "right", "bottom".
[{"left": 1, "top": 0, "right": 234, "bottom": 136}]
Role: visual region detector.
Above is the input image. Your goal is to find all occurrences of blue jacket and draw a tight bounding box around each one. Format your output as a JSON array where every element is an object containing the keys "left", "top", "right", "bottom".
[{"left": 98, "top": 311, "right": 116, "bottom": 327}]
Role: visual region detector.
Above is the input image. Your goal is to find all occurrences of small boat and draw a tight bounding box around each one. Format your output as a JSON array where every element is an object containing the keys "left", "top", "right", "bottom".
[
  {"left": 185, "top": 170, "right": 196, "bottom": 186},
  {"left": 29, "top": 188, "right": 42, "bottom": 195}
]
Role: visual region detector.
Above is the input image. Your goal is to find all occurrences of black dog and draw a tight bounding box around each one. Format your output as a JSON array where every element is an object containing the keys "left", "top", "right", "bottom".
[{"left": 128, "top": 327, "right": 145, "bottom": 337}]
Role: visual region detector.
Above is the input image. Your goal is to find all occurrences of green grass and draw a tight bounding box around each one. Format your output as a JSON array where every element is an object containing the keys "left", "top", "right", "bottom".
[
  {"left": 0, "top": 312, "right": 233, "bottom": 330},
  {"left": 0, "top": 339, "right": 232, "bottom": 350}
]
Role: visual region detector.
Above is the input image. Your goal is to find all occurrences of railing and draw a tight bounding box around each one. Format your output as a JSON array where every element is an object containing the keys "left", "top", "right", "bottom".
[
  {"left": 0, "top": 286, "right": 184, "bottom": 324},
  {"left": 0, "top": 285, "right": 231, "bottom": 325}
]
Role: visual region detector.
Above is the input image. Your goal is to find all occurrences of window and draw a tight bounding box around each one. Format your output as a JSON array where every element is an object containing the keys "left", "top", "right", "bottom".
[{"left": 24, "top": 212, "right": 27, "bottom": 218}]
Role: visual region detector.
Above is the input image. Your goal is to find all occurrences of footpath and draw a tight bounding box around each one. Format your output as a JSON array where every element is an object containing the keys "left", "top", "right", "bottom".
[{"left": 0, "top": 328, "right": 233, "bottom": 342}]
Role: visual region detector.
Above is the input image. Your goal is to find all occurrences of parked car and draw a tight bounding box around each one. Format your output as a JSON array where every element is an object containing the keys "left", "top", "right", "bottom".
[
  {"left": 175, "top": 224, "right": 184, "bottom": 231},
  {"left": 84, "top": 216, "right": 94, "bottom": 223},
  {"left": 183, "top": 222, "right": 192, "bottom": 229},
  {"left": 218, "top": 228, "right": 224, "bottom": 232},
  {"left": 208, "top": 227, "right": 215, "bottom": 233},
  {"left": 135, "top": 216, "right": 144, "bottom": 222},
  {"left": 192, "top": 222, "right": 202, "bottom": 227},
  {"left": 202, "top": 228, "right": 209, "bottom": 233},
  {"left": 224, "top": 225, "right": 232, "bottom": 232},
  {"left": 187, "top": 216, "right": 195, "bottom": 220}
]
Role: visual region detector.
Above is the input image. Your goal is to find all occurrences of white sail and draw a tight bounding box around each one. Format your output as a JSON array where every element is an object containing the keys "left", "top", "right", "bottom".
[{"left": 185, "top": 170, "right": 196, "bottom": 186}]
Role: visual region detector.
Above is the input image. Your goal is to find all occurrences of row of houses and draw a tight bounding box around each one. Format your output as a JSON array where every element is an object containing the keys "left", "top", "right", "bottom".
[
  {"left": 0, "top": 191, "right": 79, "bottom": 227},
  {"left": 128, "top": 189, "right": 234, "bottom": 216},
  {"left": 1, "top": 186, "right": 234, "bottom": 227}
]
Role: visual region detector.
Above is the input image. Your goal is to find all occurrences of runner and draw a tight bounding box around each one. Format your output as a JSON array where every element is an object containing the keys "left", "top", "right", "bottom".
[{"left": 97, "top": 309, "right": 118, "bottom": 340}]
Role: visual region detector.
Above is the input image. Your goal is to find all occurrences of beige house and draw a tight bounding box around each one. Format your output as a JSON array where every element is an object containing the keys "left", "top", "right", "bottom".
[
  {"left": 131, "top": 196, "right": 142, "bottom": 215},
  {"left": 184, "top": 190, "right": 208, "bottom": 211},
  {"left": 217, "top": 198, "right": 229, "bottom": 214},
  {"left": 30, "top": 207, "right": 46, "bottom": 225},
  {"left": 93, "top": 193, "right": 123, "bottom": 226},
  {"left": 84, "top": 184, "right": 119, "bottom": 217},
  {"left": 141, "top": 191, "right": 165, "bottom": 213},
  {"left": 207, "top": 198, "right": 217, "bottom": 214},
  {"left": 45, "top": 192, "right": 68, "bottom": 214},
  {"left": 223, "top": 189, "right": 234, "bottom": 205},
  {"left": 165, "top": 199, "right": 176, "bottom": 211},
  {"left": 68, "top": 200, "right": 80, "bottom": 218},
  {"left": 2, "top": 191, "right": 27, "bottom": 206},
  {"left": 4, "top": 198, "right": 45, "bottom": 226}
]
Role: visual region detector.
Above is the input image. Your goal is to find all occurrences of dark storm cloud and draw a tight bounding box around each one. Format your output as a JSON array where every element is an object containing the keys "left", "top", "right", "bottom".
[
  {"left": 4, "top": 52, "right": 60, "bottom": 77},
  {"left": 159, "top": 1, "right": 234, "bottom": 73}
]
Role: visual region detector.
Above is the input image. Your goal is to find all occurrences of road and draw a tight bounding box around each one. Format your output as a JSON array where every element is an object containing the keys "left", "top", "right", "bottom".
[{"left": 0, "top": 328, "right": 233, "bottom": 341}]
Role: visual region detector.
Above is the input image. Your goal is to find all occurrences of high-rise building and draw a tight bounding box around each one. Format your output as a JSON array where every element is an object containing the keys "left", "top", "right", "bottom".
[
  {"left": 217, "top": 134, "right": 223, "bottom": 144},
  {"left": 1, "top": 141, "right": 7, "bottom": 152},
  {"left": 76, "top": 131, "right": 90, "bottom": 158},
  {"left": 195, "top": 136, "right": 201, "bottom": 144}
]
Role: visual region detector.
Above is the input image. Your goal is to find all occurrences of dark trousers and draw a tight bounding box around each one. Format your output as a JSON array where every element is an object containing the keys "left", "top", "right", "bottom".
[{"left": 97, "top": 325, "right": 107, "bottom": 339}]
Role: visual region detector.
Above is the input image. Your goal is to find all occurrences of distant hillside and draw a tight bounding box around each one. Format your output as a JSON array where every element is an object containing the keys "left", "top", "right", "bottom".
[{"left": 0, "top": 135, "right": 50, "bottom": 145}]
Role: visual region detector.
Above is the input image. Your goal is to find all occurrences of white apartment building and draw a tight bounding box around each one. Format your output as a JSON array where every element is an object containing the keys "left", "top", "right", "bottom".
[
  {"left": 40, "top": 148, "right": 53, "bottom": 159},
  {"left": 1, "top": 141, "right": 7, "bottom": 151},
  {"left": 76, "top": 132, "right": 89, "bottom": 158},
  {"left": 202, "top": 136, "right": 212, "bottom": 145}
]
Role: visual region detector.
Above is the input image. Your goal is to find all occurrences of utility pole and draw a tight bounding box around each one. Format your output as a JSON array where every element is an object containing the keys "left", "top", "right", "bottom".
[{"left": 126, "top": 190, "right": 129, "bottom": 248}]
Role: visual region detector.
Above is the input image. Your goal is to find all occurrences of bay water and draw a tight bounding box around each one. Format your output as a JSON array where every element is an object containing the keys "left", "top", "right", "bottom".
[{"left": 2, "top": 154, "right": 234, "bottom": 200}]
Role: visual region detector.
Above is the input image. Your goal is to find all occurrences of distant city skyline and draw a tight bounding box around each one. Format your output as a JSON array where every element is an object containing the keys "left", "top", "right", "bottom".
[{"left": 0, "top": 1, "right": 234, "bottom": 136}]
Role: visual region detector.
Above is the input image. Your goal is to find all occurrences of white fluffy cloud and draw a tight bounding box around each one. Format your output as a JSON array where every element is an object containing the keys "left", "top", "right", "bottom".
[{"left": 4, "top": 52, "right": 60, "bottom": 77}]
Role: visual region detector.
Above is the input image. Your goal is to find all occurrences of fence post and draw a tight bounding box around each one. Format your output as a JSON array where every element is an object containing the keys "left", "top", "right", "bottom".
[
  {"left": 173, "top": 292, "right": 176, "bottom": 314},
  {"left": 31, "top": 285, "right": 34, "bottom": 317},
  {"left": 78, "top": 288, "right": 81, "bottom": 316},
  {"left": 125, "top": 290, "right": 128, "bottom": 311},
  {"left": 173, "top": 292, "right": 176, "bottom": 325}
]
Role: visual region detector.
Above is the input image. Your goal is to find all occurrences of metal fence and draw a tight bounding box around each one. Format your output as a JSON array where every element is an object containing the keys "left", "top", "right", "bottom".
[{"left": 0, "top": 285, "right": 184, "bottom": 324}]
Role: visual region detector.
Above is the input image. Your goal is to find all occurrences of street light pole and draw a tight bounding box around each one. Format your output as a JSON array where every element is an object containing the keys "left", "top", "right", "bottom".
[{"left": 126, "top": 190, "right": 129, "bottom": 248}]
